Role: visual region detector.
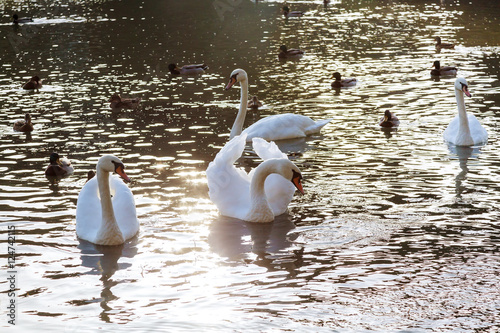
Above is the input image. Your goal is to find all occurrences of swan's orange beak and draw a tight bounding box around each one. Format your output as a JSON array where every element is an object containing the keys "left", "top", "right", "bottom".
[
  {"left": 462, "top": 84, "right": 471, "bottom": 97},
  {"left": 225, "top": 75, "right": 237, "bottom": 90},
  {"left": 115, "top": 163, "right": 131, "bottom": 183},
  {"left": 292, "top": 175, "right": 304, "bottom": 195}
]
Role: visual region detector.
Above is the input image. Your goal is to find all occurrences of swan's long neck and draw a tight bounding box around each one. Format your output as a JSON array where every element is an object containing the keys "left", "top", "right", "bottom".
[
  {"left": 229, "top": 78, "right": 249, "bottom": 139},
  {"left": 455, "top": 88, "right": 473, "bottom": 144},
  {"left": 246, "top": 160, "right": 276, "bottom": 222},
  {"left": 95, "top": 168, "right": 124, "bottom": 245}
]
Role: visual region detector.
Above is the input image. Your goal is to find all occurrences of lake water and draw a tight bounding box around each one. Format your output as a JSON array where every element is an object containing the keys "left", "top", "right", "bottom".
[{"left": 1, "top": 0, "right": 499, "bottom": 331}]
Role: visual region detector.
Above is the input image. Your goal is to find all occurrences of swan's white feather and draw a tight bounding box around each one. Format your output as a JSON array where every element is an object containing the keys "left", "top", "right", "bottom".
[
  {"left": 76, "top": 174, "right": 139, "bottom": 243},
  {"left": 206, "top": 134, "right": 297, "bottom": 220},
  {"left": 243, "top": 113, "right": 331, "bottom": 141}
]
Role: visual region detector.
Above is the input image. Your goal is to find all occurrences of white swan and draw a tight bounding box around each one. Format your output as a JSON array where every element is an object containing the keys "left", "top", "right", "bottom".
[
  {"left": 76, "top": 155, "right": 139, "bottom": 245},
  {"left": 225, "top": 69, "right": 332, "bottom": 141},
  {"left": 443, "top": 78, "right": 488, "bottom": 146},
  {"left": 206, "top": 133, "right": 304, "bottom": 222}
]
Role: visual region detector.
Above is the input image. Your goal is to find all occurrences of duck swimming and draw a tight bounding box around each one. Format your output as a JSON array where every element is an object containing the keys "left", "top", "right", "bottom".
[
  {"left": 431, "top": 61, "right": 458, "bottom": 76},
  {"left": 247, "top": 95, "right": 263, "bottom": 109},
  {"left": 45, "top": 153, "right": 74, "bottom": 178},
  {"left": 435, "top": 37, "right": 455, "bottom": 49},
  {"left": 168, "top": 63, "right": 208, "bottom": 75},
  {"left": 282, "top": 6, "right": 304, "bottom": 18},
  {"left": 12, "top": 14, "right": 33, "bottom": 24},
  {"left": 331, "top": 72, "right": 357, "bottom": 88},
  {"left": 109, "top": 93, "right": 141, "bottom": 109},
  {"left": 22, "top": 76, "right": 42, "bottom": 90},
  {"left": 278, "top": 45, "right": 304, "bottom": 59},
  {"left": 379, "top": 110, "right": 400, "bottom": 128},
  {"left": 13, "top": 113, "right": 34, "bottom": 132}
]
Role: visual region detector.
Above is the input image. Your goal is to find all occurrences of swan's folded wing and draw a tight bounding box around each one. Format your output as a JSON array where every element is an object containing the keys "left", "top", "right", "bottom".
[
  {"left": 206, "top": 134, "right": 251, "bottom": 217},
  {"left": 110, "top": 175, "right": 139, "bottom": 240},
  {"left": 244, "top": 114, "right": 315, "bottom": 141},
  {"left": 252, "top": 137, "right": 288, "bottom": 160},
  {"left": 76, "top": 178, "right": 102, "bottom": 241}
]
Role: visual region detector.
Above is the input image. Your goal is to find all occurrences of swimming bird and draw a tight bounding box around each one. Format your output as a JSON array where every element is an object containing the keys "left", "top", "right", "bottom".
[
  {"left": 86, "top": 170, "right": 96, "bottom": 183},
  {"left": 379, "top": 110, "right": 400, "bottom": 128},
  {"left": 76, "top": 155, "right": 139, "bottom": 245},
  {"left": 248, "top": 95, "right": 263, "bottom": 109},
  {"left": 278, "top": 45, "right": 304, "bottom": 59},
  {"left": 12, "top": 14, "right": 33, "bottom": 24},
  {"left": 282, "top": 6, "right": 304, "bottom": 18},
  {"left": 22, "top": 76, "right": 42, "bottom": 90},
  {"left": 13, "top": 113, "right": 34, "bottom": 132},
  {"left": 435, "top": 37, "right": 455, "bottom": 49},
  {"left": 331, "top": 72, "right": 357, "bottom": 88},
  {"left": 431, "top": 61, "right": 457, "bottom": 76},
  {"left": 225, "top": 69, "right": 332, "bottom": 141},
  {"left": 206, "top": 133, "right": 304, "bottom": 222},
  {"left": 443, "top": 78, "right": 488, "bottom": 146},
  {"left": 45, "top": 153, "right": 74, "bottom": 178},
  {"left": 109, "top": 93, "right": 141, "bottom": 109},
  {"left": 168, "top": 63, "right": 208, "bottom": 75}
]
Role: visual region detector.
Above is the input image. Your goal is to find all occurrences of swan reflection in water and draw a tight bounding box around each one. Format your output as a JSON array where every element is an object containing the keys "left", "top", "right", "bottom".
[
  {"left": 209, "top": 214, "right": 303, "bottom": 270},
  {"left": 77, "top": 238, "right": 138, "bottom": 321},
  {"left": 447, "top": 144, "right": 483, "bottom": 198}
]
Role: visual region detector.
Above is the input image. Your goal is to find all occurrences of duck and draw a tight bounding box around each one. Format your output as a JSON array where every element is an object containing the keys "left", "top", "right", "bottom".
[
  {"left": 109, "top": 93, "right": 141, "bottom": 109},
  {"left": 379, "top": 110, "right": 400, "bottom": 128},
  {"left": 86, "top": 170, "right": 96, "bottom": 183},
  {"left": 331, "top": 72, "right": 357, "bottom": 88},
  {"left": 76, "top": 155, "right": 139, "bottom": 245},
  {"left": 168, "top": 63, "right": 208, "bottom": 75},
  {"left": 278, "top": 45, "right": 304, "bottom": 59},
  {"left": 13, "top": 113, "right": 34, "bottom": 132},
  {"left": 282, "top": 6, "right": 304, "bottom": 18},
  {"left": 206, "top": 133, "right": 304, "bottom": 222},
  {"left": 45, "top": 153, "right": 74, "bottom": 178},
  {"left": 22, "top": 76, "right": 42, "bottom": 90},
  {"left": 435, "top": 37, "right": 455, "bottom": 49},
  {"left": 443, "top": 78, "right": 488, "bottom": 146},
  {"left": 12, "top": 14, "right": 33, "bottom": 24},
  {"left": 247, "top": 96, "right": 263, "bottom": 109},
  {"left": 225, "top": 69, "right": 332, "bottom": 141},
  {"left": 431, "top": 61, "right": 457, "bottom": 76}
]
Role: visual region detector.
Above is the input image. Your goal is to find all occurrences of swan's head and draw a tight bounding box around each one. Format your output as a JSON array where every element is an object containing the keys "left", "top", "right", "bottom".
[
  {"left": 271, "top": 159, "right": 304, "bottom": 195},
  {"left": 97, "top": 155, "right": 131, "bottom": 182},
  {"left": 455, "top": 78, "right": 471, "bottom": 97},
  {"left": 225, "top": 69, "right": 247, "bottom": 90},
  {"left": 433, "top": 60, "right": 440, "bottom": 69},
  {"left": 435, "top": 36, "right": 441, "bottom": 43},
  {"left": 333, "top": 72, "right": 342, "bottom": 81},
  {"left": 49, "top": 152, "right": 62, "bottom": 166}
]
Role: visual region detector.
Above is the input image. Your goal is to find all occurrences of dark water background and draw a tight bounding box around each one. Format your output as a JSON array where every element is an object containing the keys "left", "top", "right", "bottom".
[{"left": 0, "top": 0, "right": 499, "bottom": 331}]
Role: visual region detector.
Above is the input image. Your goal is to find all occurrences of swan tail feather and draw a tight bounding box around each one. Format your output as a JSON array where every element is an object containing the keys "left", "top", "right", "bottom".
[{"left": 305, "top": 118, "right": 332, "bottom": 135}]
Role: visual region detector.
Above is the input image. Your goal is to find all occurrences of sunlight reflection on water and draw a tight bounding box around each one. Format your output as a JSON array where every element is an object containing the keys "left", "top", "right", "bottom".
[{"left": 0, "top": 0, "right": 500, "bottom": 331}]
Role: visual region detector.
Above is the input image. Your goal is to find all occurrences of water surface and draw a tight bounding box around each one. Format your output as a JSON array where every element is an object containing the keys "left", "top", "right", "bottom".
[{"left": 1, "top": 0, "right": 499, "bottom": 331}]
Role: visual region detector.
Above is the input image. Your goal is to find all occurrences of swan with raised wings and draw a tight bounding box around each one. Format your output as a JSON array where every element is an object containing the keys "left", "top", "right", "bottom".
[
  {"left": 206, "top": 133, "right": 304, "bottom": 222},
  {"left": 443, "top": 78, "right": 487, "bottom": 146},
  {"left": 225, "top": 69, "right": 332, "bottom": 141},
  {"left": 76, "top": 155, "right": 139, "bottom": 245}
]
